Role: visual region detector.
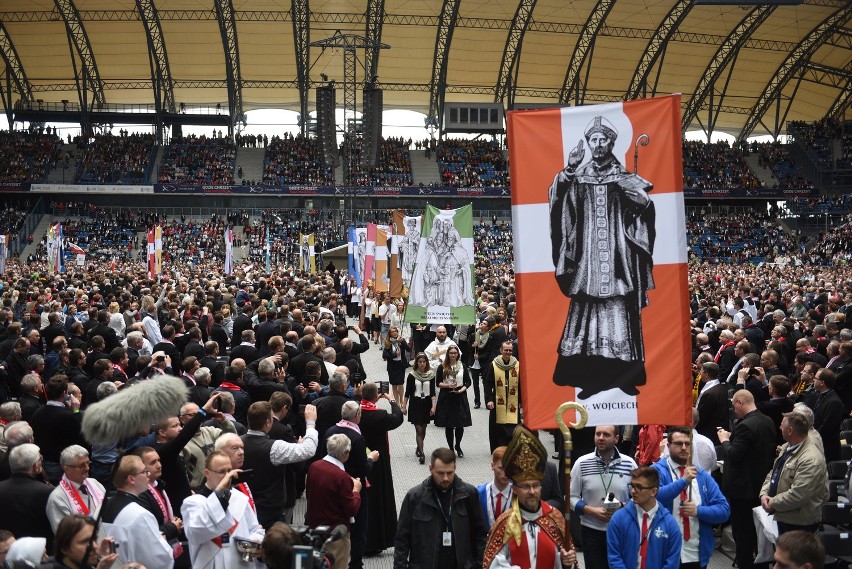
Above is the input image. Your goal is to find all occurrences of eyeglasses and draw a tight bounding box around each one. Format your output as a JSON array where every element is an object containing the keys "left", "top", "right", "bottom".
[
  {"left": 133, "top": 469, "right": 150, "bottom": 477},
  {"left": 627, "top": 483, "right": 658, "bottom": 491},
  {"left": 669, "top": 441, "right": 691, "bottom": 448},
  {"left": 180, "top": 412, "right": 198, "bottom": 418},
  {"left": 514, "top": 483, "right": 542, "bottom": 493},
  {"left": 68, "top": 461, "right": 91, "bottom": 469},
  {"left": 207, "top": 468, "right": 231, "bottom": 475}
]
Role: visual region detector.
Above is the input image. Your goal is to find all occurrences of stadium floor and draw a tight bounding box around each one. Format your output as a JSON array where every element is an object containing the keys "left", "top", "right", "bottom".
[{"left": 291, "top": 322, "right": 740, "bottom": 569}]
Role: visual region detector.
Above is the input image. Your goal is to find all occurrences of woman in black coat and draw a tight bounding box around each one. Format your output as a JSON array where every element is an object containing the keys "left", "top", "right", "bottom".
[
  {"left": 382, "top": 325, "right": 411, "bottom": 407},
  {"left": 403, "top": 353, "right": 437, "bottom": 464},
  {"left": 433, "top": 345, "right": 472, "bottom": 457}
]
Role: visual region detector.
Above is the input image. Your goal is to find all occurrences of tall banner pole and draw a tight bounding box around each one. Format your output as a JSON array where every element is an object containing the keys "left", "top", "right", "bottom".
[{"left": 556, "top": 401, "right": 588, "bottom": 567}]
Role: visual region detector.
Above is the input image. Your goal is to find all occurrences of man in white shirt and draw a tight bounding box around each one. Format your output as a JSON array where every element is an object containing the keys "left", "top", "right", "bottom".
[
  {"left": 476, "top": 446, "right": 511, "bottom": 528},
  {"left": 181, "top": 450, "right": 265, "bottom": 569},
  {"left": 424, "top": 326, "right": 458, "bottom": 371},
  {"left": 46, "top": 445, "right": 106, "bottom": 532}
]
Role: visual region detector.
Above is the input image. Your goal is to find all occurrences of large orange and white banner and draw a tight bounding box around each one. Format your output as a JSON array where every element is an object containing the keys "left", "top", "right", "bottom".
[{"left": 508, "top": 95, "right": 691, "bottom": 429}]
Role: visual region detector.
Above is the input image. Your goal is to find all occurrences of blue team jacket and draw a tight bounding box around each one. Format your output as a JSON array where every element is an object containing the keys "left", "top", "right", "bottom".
[{"left": 651, "top": 458, "right": 731, "bottom": 567}]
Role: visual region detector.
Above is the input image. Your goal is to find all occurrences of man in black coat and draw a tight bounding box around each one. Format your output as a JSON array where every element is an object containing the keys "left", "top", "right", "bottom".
[
  {"left": 4, "top": 337, "right": 31, "bottom": 398},
  {"left": 756, "top": 375, "right": 794, "bottom": 445},
  {"left": 812, "top": 368, "right": 845, "bottom": 463},
  {"left": 358, "top": 383, "right": 404, "bottom": 555},
  {"left": 30, "top": 376, "right": 86, "bottom": 484},
  {"left": 254, "top": 309, "right": 279, "bottom": 358},
  {"left": 151, "top": 324, "right": 183, "bottom": 374},
  {"left": 289, "top": 335, "right": 329, "bottom": 385},
  {"left": 394, "top": 447, "right": 487, "bottom": 569},
  {"left": 181, "top": 327, "right": 205, "bottom": 360},
  {"left": 717, "top": 389, "right": 777, "bottom": 569},
  {"left": 314, "top": 372, "right": 352, "bottom": 440},
  {"left": 230, "top": 306, "right": 254, "bottom": 349},
  {"left": 18, "top": 375, "right": 44, "bottom": 422},
  {"left": 210, "top": 314, "right": 229, "bottom": 353},
  {"left": 695, "top": 362, "right": 731, "bottom": 445},
  {"left": 715, "top": 330, "right": 738, "bottom": 381},
  {"left": 0, "top": 443, "right": 54, "bottom": 549},
  {"left": 230, "top": 329, "right": 260, "bottom": 364},
  {"left": 199, "top": 340, "right": 226, "bottom": 387},
  {"left": 88, "top": 310, "right": 120, "bottom": 353}
]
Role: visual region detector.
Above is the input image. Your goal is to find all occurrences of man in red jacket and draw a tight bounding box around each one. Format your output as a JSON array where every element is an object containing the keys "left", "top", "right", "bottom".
[{"left": 306, "top": 433, "right": 362, "bottom": 569}]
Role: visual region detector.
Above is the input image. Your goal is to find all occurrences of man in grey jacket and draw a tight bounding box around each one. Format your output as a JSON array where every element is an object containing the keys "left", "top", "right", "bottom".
[{"left": 759, "top": 410, "right": 827, "bottom": 534}]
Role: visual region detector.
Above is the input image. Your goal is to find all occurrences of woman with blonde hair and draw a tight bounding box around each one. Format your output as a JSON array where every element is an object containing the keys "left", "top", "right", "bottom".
[
  {"left": 107, "top": 302, "right": 126, "bottom": 339},
  {"left": 383, "top": 326, "right": 411, "bottom": 407}
]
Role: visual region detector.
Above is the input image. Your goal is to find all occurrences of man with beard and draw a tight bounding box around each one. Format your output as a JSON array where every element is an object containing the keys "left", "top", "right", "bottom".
[
  {"left": 549, "top": 116, "right": 655, "bottom": 398},
  {"left": 481, "top": 427, "right": 577, "bottom": 569}
]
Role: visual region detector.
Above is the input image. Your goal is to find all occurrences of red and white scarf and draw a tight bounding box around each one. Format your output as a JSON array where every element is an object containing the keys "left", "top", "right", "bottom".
[
  {"left": 147, "top": 482, "right": 174, "bottom": 520},
  {"left": 236, "top": 482, "right": 256, "bottom": 513},
  {"left": 59, "top": 475, "right": 104, "bottom": 516}
]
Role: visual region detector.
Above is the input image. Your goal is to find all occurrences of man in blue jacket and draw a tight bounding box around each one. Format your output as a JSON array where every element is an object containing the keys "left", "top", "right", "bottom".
[
  {"left": 653, "top": 427, "right": 730, "bottom": 569},
  {"left": 607, "top": 466, "right": 681, "bottom": 569}
]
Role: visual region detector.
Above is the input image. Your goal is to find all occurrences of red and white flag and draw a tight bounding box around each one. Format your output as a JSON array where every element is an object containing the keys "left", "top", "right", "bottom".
[{"left": 508, "top": 95, "right": 691, "bottom": 429}]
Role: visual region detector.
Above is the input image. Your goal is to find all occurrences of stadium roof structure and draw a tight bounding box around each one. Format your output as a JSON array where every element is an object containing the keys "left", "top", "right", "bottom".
[{"left": 0, "top": 0, "right": 849, "bottom": 140}]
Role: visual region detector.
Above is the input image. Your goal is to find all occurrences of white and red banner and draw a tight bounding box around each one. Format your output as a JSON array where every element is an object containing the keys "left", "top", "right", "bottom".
[
  {"left": 508, "top": 95, "right": 691, "bottom": 429},
  {"left": 363, "top": 224, "right": 377, "bottom": 285},
  {"left": 147, "top": 225, "right": 163, "bottom": 279},
  {"left": 224, "top": 225, "right": 234, "bottom": 275}
]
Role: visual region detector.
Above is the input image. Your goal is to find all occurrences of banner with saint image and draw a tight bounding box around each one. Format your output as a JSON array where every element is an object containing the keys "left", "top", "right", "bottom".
[
  {"left": 406, "top": 204, "right": 475, "bottom": 324},
  {"left": 508, "top": 95, "right": 691, "bottom": 429}
]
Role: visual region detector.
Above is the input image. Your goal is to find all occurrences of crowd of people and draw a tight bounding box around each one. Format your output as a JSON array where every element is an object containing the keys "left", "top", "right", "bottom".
[
  {"left": 262, "top": 134, "right": 334, "bottom": 186},
  {"left": 686, "top": 207, "right": 804, "bottom": 264},
  {"left": 682, "top": 140, "right": 762, "bottom": 190},
  {"left": 76, "top": 134, "right": 156, "bottom": 185},
  {"left": 160, "top": 218, "right": 227, "bottom": 266},
  {"left": 753, "top": 141, "right": 815, "bottom": 190},
  {"left": 0, "top": 131, "right": 63, "bottom": 183},
  {"left": 435, "top": 139, "right": 509, "bottom": 188},
  {"left": 0, "top": 217, "right": 844, "bottom": 568},
  {"left": 158, "top": 135, "right": 237, "bottom": 185},
  {"left": 245, "top": 211, "right": 342, "bottom": 266},
  {"left": 343, "top": 136, "right": 414, "bottom": 187},
  {"left": 790, "top": 118, "right": 849, "bottom": 170},
  {"left": 0, "top": 200, "right": 34, "bottom": 242}
]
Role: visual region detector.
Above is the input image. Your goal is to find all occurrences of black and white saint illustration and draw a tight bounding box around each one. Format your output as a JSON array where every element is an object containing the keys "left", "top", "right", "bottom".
[
  {"left": 397, "top": 217, "right": 420, "bottom": 286},
  {"left": 549, "top": 115, "right": 656, "bottom": 398}
]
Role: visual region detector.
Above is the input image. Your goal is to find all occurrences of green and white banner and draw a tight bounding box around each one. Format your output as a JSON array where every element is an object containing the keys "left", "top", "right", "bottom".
[{"left": 406, "top": 204, "right": 476, "bottom": 324}]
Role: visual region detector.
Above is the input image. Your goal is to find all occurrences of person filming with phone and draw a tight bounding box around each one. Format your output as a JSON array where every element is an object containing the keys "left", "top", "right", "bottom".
[{"left": 180, "top": 450, "right": 265, "bottom": 569}]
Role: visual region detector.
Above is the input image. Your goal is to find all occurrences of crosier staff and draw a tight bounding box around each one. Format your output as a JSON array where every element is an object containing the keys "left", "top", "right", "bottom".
[{"left": 556, "top": 401, "right": 589, "bottom": 569}]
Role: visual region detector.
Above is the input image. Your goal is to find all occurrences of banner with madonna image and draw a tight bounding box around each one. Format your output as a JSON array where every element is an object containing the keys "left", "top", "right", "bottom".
[
  {"left": 406, "top": 204, "right": 476, "bottom": 325},
  {"left": 508, "top": 95, "right": 691, "bottom": 429}
]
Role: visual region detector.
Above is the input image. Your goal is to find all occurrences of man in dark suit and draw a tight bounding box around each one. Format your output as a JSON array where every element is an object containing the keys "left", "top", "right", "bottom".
[
  {"left": 4, "top": 337, "right": 31, "bottom": 398},
  {"left": 231, "top": 306, "right": 254, "bottom": 349},
  {"left": 812, "top": 368, "right": 845, "bottom": 463},
  {"left": 255, "top": 308, "right": 279, "bottom": 358},
  {"left": 88, "top": 310, "right": 119, "bottom": 353},
  {"left": 0, "top": 443, "right": 54, "bottom": 548},
  {"left": 290, "top": 335, "right": 329, "bottom": 385},
  {"left": 200, "top": 340, "right": 226, "bottom": 387},
  {"left": 230, "top": 329, "right": 260, "bottom": 364},
  {"left": 210, "top": 314, "right": 229, "bottom": 353},
  {"left": 715, "top": 329, "right": 738, "bottom": 381},
  {"left": 756, "top": 375, "right": 794, "bottom": 445},
  {"left": 717, "top": 389, "right": 776, "bottom": 569},
  {"left": 152, "top": 324, "right": 183, "bottom": 374},
  {"left": 30, "top": 376, "right": 87, "bottom": 484},
  {"left": 695, "top": 362, "right": 731, "bottom": 445},
  {"left": 315, "top": 372, "right": 353, "bottom": 440},
  {"left": 181, "top": 327, "right": 205, "bottom": 360},
  {"left": 18, "top": 374, "right": 44, "bottom": 422}
]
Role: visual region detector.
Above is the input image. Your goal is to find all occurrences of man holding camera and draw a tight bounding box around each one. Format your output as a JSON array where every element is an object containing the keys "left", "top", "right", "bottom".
[
  {"left": 181, "top": 450, "right": 266, "bottom": 569},
  {"left": 306, "top": 433, "right": 363, "bottom": 569}
]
